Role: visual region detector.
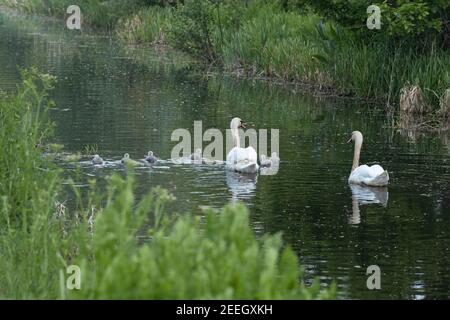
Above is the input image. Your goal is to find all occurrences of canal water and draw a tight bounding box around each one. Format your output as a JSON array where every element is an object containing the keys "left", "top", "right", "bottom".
[{"left": 1, "top": 10, "right": 449, "bottom": 299}]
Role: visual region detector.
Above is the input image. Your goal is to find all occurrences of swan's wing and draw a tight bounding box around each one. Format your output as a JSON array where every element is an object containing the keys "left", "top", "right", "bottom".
[
  {"left": 352, "top": 164, "right": 386, "bottom": 178},
  {"left": 350, "top": 164, "right": 389, "bottom": 186},
  {"left": 368, "top": 164, "right": 385, "bottom": 177},
  {"left": 244, "top": 147, "right": 258, "bottom": 163},
  {"left": 227, "top": 147, "right": 259, "bottom": 173},
  {"left": 226, "top": 147, "right": 239, "bottom": 164},
  {"left": 365, "top": 170, "right": 389, "bottom": 186},
  {"left": 350, "top": 165, "right": 372, "bottom": 179},
  {"left": 228, "top": 147, "right": 257, "bottom": 164}
]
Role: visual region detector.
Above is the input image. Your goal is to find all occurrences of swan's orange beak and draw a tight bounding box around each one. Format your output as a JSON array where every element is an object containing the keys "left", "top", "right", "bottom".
[
  {"left": 347, "top": 137, "right": 353, "bottom": 143},
  {"left": 239, "top": 122, "right": 246, "bottom": 129}
]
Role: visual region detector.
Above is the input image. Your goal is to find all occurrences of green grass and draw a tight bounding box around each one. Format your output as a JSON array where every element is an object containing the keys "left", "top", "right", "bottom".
[
  {"left": 0, "top": 70, "right": 335, "bottom": 299},
  {"left": 0, "top": 68, "right": 65, "bottom": 298},
  {"left": 116, "top": 6, "right": 173, "bottom": 44},
  {"left": 0, "top": 0, "right": 142, "bottom": 29},
  {"left": 159, "top": 0, "right": 450, "bottom": 109},
  {"left": 3, "top": 0, "right": 449, "bottom": 109}
]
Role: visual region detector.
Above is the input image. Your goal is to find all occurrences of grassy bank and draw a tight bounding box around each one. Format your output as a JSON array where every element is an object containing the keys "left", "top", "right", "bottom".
[
  {"left": 0, "top": 69, "right": 335, "bottom": 299},
  {"left": 3, "top": 0, "right": 449, "bottom": 114},
  {"left": 0, "top": 0, "right": 142, "bottom": 29},
  {"left": 113, "top": 1, "right": 450, "bottom": 113}
]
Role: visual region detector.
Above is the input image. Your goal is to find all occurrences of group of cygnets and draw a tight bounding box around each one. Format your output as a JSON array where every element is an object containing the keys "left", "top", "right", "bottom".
[
  {"left": 90, "top": 147, "right": 280, "bottom": 170},
  {"left": 91, "top": 116, "right": 389, "bottom": 187},
  {"left": 92, "top": 151, "right": 158, "bottom": 166}
]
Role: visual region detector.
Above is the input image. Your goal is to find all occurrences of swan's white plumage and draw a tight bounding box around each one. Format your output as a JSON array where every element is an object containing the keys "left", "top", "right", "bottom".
[
  {"left": 348, "top": 131, "right": 389, "bottom": 187},
  {"left": 348, "top": 164, "right": 389, "bottom": 186},
  {"left": 226, "top": 117, "right": 259, "bottom": 174}
]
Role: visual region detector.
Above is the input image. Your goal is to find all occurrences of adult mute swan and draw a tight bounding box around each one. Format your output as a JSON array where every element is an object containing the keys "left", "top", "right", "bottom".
[
  {"left": 226, "top": 117, "right": 259, "bottom": 174},
  {"left": 347, "top": 131, "right": 389, "bottom": 187}
]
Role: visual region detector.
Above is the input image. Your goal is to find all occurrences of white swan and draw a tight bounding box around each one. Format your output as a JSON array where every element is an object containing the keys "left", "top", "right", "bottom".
[
  {"left": 92, "top": 154, "right": 104, "bottom": 165},
  {"left": 347, "top": 131, "right": 389, "bottom": 186},
  {"left": 226, "top": 117, "right": 259, "bottom": 174}
]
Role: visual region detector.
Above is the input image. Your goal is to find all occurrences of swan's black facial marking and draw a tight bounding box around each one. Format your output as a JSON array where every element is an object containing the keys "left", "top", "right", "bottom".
[
  {"left": 347, "top": 134, "right": 353, "bottom": 143},
  {"left": 239, "top": 120, "right": 246, "bottom": 129}
]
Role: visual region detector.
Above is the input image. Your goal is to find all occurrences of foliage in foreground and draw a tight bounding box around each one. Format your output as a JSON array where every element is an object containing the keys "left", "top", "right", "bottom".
[
  {"left": 0, "top": 71, "right": 335, "bottom": 299},
  {"left": 73, "top": 175, "right": 335, "bottom": 299}
]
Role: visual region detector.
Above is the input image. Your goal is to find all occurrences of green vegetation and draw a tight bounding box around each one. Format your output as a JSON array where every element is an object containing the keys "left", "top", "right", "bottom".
[
  {"left": 116, "top": 6, "right": 172, "bottom": 44},
  {"left": 2, "top": 0, "right": 449, "bottom": 112},
  {"left": 293, "top": 0, "right": 449, "bottom": 40},
  {"left": 0, "top": 70, "right": 335, "bottom": 299},
  {"left": 1, "top": 0, "right": 141, "bottom": 29}
]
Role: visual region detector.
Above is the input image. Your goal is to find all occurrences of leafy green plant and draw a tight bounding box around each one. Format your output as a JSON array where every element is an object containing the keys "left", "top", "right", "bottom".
[
  {"left": 70, "top": 173, "right": 335, "bottom": 299},
  {"left": 168, "top": 0, "right": 218, "bottom": 62},
  {"left": 82, "top": 144, "right": 99, "bottom": 156}
]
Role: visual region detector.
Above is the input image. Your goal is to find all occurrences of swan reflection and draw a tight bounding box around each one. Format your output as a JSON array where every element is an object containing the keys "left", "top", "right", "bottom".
[
  {"left": 226, "top": 170, "right": 258, "bottom": 203},
  {"left": 349, "top": 184, "right": 388, "bottom": 225}
]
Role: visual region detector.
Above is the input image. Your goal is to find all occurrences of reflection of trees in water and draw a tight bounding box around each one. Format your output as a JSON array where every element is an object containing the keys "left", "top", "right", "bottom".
[{"left": 397, "top": 112, "right": 450, "bottom": 154}]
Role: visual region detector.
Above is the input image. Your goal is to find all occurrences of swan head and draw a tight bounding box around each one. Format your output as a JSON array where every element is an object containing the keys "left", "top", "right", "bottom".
[
  {"left": 124, "top": 153, "right": 130, "bottom": 159},
  {"left": 230, "top": 117, "right": 245, "bottom": 130},
  {"left": 147, "top": 151, "right": 153, "bottom": 157},
  {"left": 347, "top": 131, "right": 363, "bottom": 144}
]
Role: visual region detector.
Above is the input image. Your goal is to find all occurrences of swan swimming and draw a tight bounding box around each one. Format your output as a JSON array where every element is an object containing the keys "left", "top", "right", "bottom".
[
  {"left": 145, "top": 151, "right": 158, "bottom": 164},
  {"left": 347, "top": 131, "right": 389, "bottom": 187},
  {"left": 121, "top": 153, "right": 140, "bottom": 166},
  {"left": 190, "top": 148, "right": 203, "bottom": 163},
  {"left": 92, "top": 154, "right": 104, "bottom": 165},
  {"left": 226, "top": 117, "right": 259, "bottom": 174},
  {"left": 260, "top": 152, "right": 280, "bottom": 167}
]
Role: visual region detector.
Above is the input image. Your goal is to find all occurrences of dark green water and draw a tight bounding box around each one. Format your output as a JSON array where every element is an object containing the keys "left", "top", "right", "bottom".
[{"left": 1, "top": 10, "right": 450, "bottom": 299}]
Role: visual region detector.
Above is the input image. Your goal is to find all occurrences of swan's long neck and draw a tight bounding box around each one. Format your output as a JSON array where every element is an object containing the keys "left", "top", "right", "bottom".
[
  {"left": 352, "top": 136, "right": 362, "bottom": 172},
  {"left": 232, "top": 128, "right": 240, "bottom": 148}
]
